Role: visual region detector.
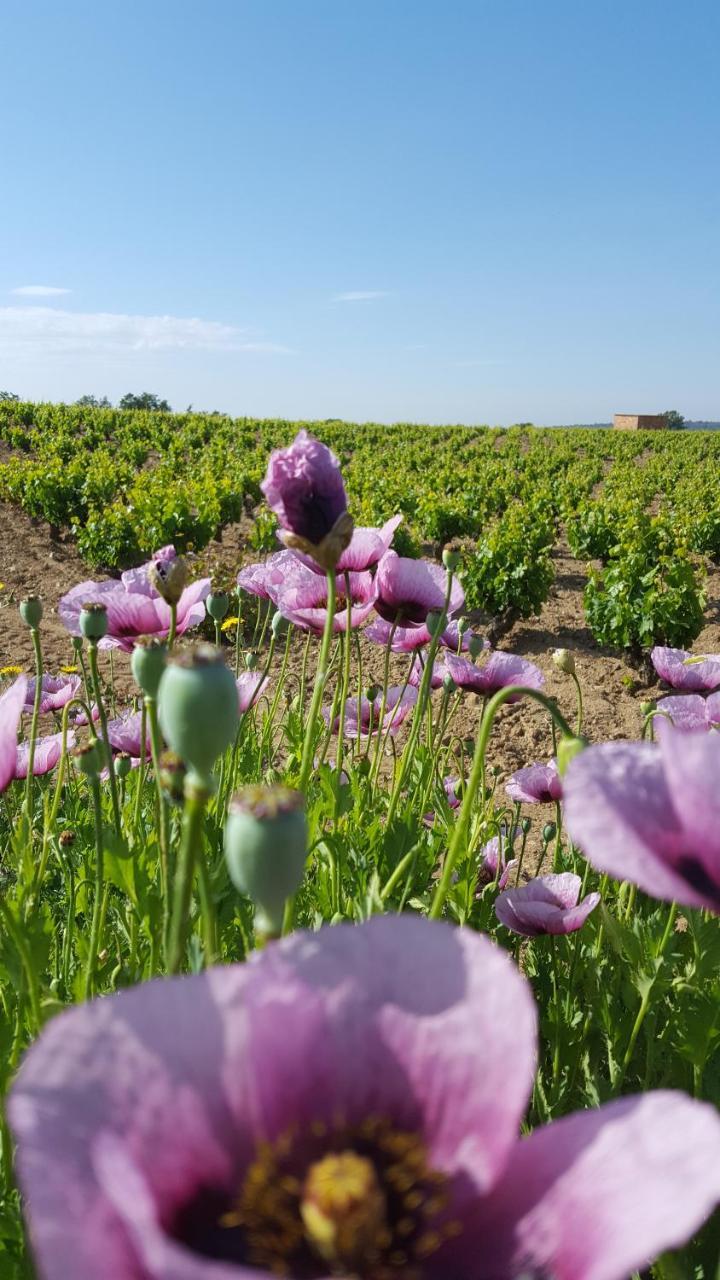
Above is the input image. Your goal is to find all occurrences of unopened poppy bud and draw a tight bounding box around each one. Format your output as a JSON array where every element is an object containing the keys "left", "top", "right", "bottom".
[
  {"left": 19, "top": 595, "right": 43, "bottom": 629},
  {"left": 131, "top": 637, "right": 168, "bottom": 699},
  {"left": 640, "top": 700, "right": 656, "bottom": 718},
  {"left": 552, "top": 648, "right": 576, "bottom": 676},
  {"left": 158, "top": 644, "right": 239, "bottom": 783},
  {"left": 245, "top": 651, "right": 260, "bottom": 671},
  {"left": 468, "top": 635, "right": 484, "bottom": 659},
  {"left": 542, "top": 822, "right": 557, "bottom": 845},
  {"left": 442, "top": 547, "right": 461, "bottom": 572},
  {"left": 72, "top": 738, "right": 103, "bottom": 778},
  {"left": 71, "top": 635, "right": 83, "bottom": 655},
  {"left": 79, "top": 602, "right": 108, "bottom": 642},
  {"left": 425, "top": 611, "right": 444, "bottom": 638},
  {"left": 158, "top": 750, "right": 186, "bottom": 805},
  {"left": 114, "top": 752, "right": 132, "bottom": 779},
  {"left": 149, "top": 550, "right": 188, "bottom": 606},
  {"left": 206, "top": 591, "right": 230, "bottom": 622},
  {"left": 271, "top": 610, "right": 288, "bottom": 638},
  {"left": 365, "top": 684, "right": 381, "bottom": 702},
  {"left": 457, "top": 616, "right": 471, "bottom": 635},
  {"left": 520, "top": 817, "right": 532, "bottom": 835},
  {"left": 225, "top": 785, "right": 307, "bottom": 937},
  {"left": 442, "top": 672, "right": 457, "bottom": 694},
  {"left": 557, "top": 734, "right": 587, "bottom": 776}
]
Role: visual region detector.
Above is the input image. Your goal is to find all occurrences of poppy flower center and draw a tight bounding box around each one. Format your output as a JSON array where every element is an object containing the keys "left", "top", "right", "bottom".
[{"left": 204, "top": 1117, "right": 460, "bottom": 1278}]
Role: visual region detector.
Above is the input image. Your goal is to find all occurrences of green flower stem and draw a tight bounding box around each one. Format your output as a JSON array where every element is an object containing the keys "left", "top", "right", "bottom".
[
  {"left": 334, "top": 573, "right": 354, "bottom": 784},
  {"left": 374, "top": 650, "right": 418, "bottom": 781},
  {"left": 24, "top": 626, "right": 44, "bottom": 820},
  {"left": 386, "top": 573, "right": 456, "bottom": 827},
  {"left": 196, "top": 848, "right": 218, "bottom": 966},
  {"left": 298, "top": 570, "right": 337, "bottom": 794},
  {"left": 614, "top": 902, "right": 678, "bottom": 1094},
  {"left": 132, "top": 701, "right": 148, "bottom": 835},
  {"left": 87, "top": 642, "right": 122, "bottom": 835},
  {"left": 369, "top": 617, "right": 399, "bottom": 783},
  {"left": 298, "top": 631, "right": 312, "bottom": 717},
  {"left": 570, "top": 671, "right": 584, "bottom": 735},
  {"left": 32, "top": 696, "right": 92, "bottom": 902},
  {"left": 0, "top": 898, "right": 41, "bottom": 1034},
  {"left": 145, "top": 695, "right": 170, "bottom": 908},
  {"left": 167, "top": 778, "right": 211, "bottom": 974},
  {"left": 430, "top": 685, "right": 574, "bottom": 920},
  {"left": 552, "top": 799, "right": 563, "bottom": 872},
  {"left": 83, "top": 777, "right": 105, "bottom": 1000},
  {"left": 380, "top": 840, "right": 422, "bottom": 903},
  {"left": 167, "top": 601, "right": 178, "bottom": 651},
  {"left": 549, "top": 935, "right": 562, "bottom": 1090}
]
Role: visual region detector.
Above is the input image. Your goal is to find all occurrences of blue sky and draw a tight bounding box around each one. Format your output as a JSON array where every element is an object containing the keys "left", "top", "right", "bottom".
[{"left": 1, "top": 0, "right": 718, "bottom": 424}]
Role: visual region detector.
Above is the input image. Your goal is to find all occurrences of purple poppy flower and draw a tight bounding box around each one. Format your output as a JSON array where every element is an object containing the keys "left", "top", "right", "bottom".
[
  {"left": 24, "top": 673, "right": 82, "bottom": 714},
  {"left": 495, "top": 872, "right": 600, "bottom": 937},
  {"left": 506, "top": 759, "right": 562, "bottom": 805},
  {"left": 374, "top": 551, "right": 464, "bottom": 627},
  {"left": 408, "top": 654, "right": 447, "bottom": 689},
  {"left": 59, "top": 548, "right": 210, "bottom": 652},
  {"left": 444, "top": 652, "right": 544, "bottom": 700},
  {"left": 291, "top": 515, "right": 403, "bottom": 576},
  {"left": 9, "top": 916, "right": 720, "bottom": 1280},
  {"left": 0, "top": 675, "right": 27, "bottom": 792},
  {"left": 325, "top": 685, "right": 418, "bottom": 740},
  {"left": 16, "top": 729, "right": 76, "bottom": 779},
  {"left": 275, "top": 567, "right": 377, "bottom": 634},
  {"left": 564, "top": 728, "right": 720, "bottom": 913},
  {"left": 236, "top": 672, "right": 269, "bottom": 714},
  {"left": 651, "top": 645, "right": 720, "bottom": 692},
  {"left": 440, "top": 621, "right": 487, "bottom": 654},
  {"left": 237, "top": 551, "right": 308, "bottom": 604},
  {"left": 653, "top": 693, "right": 720, "bottom": 739},
  {"left": 423, "top": 775, "right": 463, "bottom": 826},
  {"left": 261, "top": 430, "right": 352, "bottom": 570},
  {"left": 103, "top": 711, "right": 151, "bottom": 758},
  {"left": 365, "top": 617, "right": 435, "bottom": 652},
  {"left": 479, "top": 827, "right": 519, "bottom": 890}
]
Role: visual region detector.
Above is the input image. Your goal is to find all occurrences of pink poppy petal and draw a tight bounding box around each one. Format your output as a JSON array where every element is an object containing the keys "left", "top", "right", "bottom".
[
  {"left": 0, "top": 675, "right": 28, "bottom": 791},
  {"left": 465, "top": 1092, "right": 720, "bottom": 1280}
]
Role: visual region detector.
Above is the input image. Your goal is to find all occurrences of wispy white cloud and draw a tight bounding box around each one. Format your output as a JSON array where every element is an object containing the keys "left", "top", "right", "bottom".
[
  {"left": 11, "top": 285, "right": 71, "bottom": 297},
  {"left": 0, "top": 307, "right": 292, "bottom": 355},
  {"left": 333, "top": 290, "right": 389, "bottom": 302}
]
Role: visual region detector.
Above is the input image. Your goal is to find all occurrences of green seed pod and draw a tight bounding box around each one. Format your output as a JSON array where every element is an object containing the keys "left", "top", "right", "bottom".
[
  {"left": 72, "top": 738, "right": 103, "bottom": 778},
  {"left": 442, "top": 672, "right": 457, "bottom": 694},
  {"left": 19, "top": 595, "right": 43, "bottom": 629},
  {"left": 365, "top": 684, "right": 381, "bottom": 703},
  {"left": 245, "top": 651, "right": 260, "bottom": 671},
  {"left": 552, "top": 648, "right": 576, "bottom": 676},
  {"left": 114, "top": 752, "right": 132, "bottom": 779},
  {"left": 206, "top": 591, "right": 230, "bottom": 623},
  {"left": 542, "top": 822, "right": 557, "bottom": 845},
  {"left": 557, "top": 734, "right": 588, "bottom": 777},
  {"left": 158, "top": 643, "right": 239, "bottom": 782},
  {"left": 520, "top": 817, "right": 532, "bottom": 835},
  {"left": 131, "top": 637, "right": 168, "bottom": 699},
  {"left": 457, "top": 616, "right": 471, "bottom": 635},
  {"left": 71, "top": 635, "right": 83, "bottom": 655},
  {"left": 225, "top": 786, "right": 307, "bottom": 936},
  {"left": 442, "top": 547, "right": 461, "bottom": 572},
  {"left": 467, "top": 635, "right": 484, "bottom": 659},
  {"left": 79, "top": 602, "right": 108, "bottom": 642},
  {"left": 640, "top": 700, "right": 656, "bottom": 718},
  {"left": 271, "top": 610, "right": 288, "bottom": 638},
  {"left": 425, "top": 611, "right": 444, "bottom": 638}
]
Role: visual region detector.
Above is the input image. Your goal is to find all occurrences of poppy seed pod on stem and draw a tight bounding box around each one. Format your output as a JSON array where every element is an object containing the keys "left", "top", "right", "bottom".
[
  {"left": 131, "top": 638, "right": 168, "bottom": 700},
  {"left": 206, "top": 591, "right": 229, "bottom": 623},
  {"left": 19, "top": 595, "right": 43, "bottom": 630},
  {"left": 225, "top": 786, "right": 307, "bottom": 938},
  {"left": 148, "top": 549, "right": 188, "bottom": 607},
  {"left": 552, "top": 648, "right": 576, "bottom": 676},
  {"left": 158, "top": 644, "right": 239, "bottom": 784},
  {"left": 79, "top": 603, "right": 108, "bottom": 642}
]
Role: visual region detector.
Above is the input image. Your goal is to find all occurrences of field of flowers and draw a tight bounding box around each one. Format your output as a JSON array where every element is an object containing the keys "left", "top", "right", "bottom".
[{"left": 0, "top": 410, "right": 720, "bottom": 1278}]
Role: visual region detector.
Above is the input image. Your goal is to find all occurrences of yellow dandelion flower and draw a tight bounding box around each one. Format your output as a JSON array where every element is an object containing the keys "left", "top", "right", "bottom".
[
  {"left": 0, "top": 582, "right": 5, "bottom": 590},
  {"left": 221, "top": 616, "right": 240, "bottom": 632},
  {"left": 0, "top": 664, "right": 24, "bottom": 677},
  {"left": 60, "top": 664, "right": 79, "bottom": 674}
]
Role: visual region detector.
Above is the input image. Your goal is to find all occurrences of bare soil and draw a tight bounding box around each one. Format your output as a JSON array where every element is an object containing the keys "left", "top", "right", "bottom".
[{"left": 4, "top": 500, "right": 720, "bottom": 789}]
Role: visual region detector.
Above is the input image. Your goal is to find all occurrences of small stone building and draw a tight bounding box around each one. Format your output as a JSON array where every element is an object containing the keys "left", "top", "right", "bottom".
[{"left": 613, "top": 413, "right": 667, "bottom": 431}]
